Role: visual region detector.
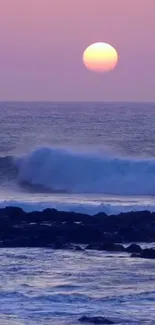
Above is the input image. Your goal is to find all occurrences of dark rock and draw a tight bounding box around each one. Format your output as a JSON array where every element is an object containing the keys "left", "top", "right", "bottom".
[
  {"left": 131, "top": 253, "right": 141, "bottom": 258},
  {"left": 0, "top": 206, "right": 155, "bottom": 247},
  {"left": 85, "top": 243, "right": 125, "bottom": 252},
  {"left": 78, "top": 316, "right": 114, "bottom": 324},
  {"left": 126, "top": 244, "right": 142, "bottom": 253},
  {"left": 67, "top": 224, "right": 103, "bottom": 243},
  {"left": 51, "top": 240, "right": 73, "bottom": 250},
  {"left": 131, "top": 248, "right": 155, "bottom": 259},
  {"left": 49, "top": 239, "right": 82, "bottom": 251},
  {"left": 141, "top": 248, "right": 155, "bottom": 259},
  {"left": 85, "top": 244, "right": 101, "bottom": 250},
  {"left": 0, "top": 206, "right": 26, "bottom": 224},
  {"left": 112, "top": 243, "right": 125, "bottom": 252},
  {"left": 100, "top": 242, "right": 125, "bottom": 252},
  {"left": 73, "top": 245, "right": 83, "bottom": 251}
]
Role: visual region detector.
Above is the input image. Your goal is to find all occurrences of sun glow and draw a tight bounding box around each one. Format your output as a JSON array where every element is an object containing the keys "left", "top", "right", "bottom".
[{"left": 83, "top": 42, "right": 118, "bottom": 73}]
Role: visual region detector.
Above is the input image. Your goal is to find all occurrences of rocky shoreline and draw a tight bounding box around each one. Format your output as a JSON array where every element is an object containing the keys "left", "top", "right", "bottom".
[{"left": 0, "top": 207, "right": 155, "bottom": 258}]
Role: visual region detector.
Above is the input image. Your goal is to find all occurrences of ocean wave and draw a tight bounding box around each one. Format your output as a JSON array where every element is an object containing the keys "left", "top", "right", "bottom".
[
  {"left": 1, "top": 147, "right": 155, "bottom": 195},
  {"left": 15, "top": 147, "right": 155, "bottom": 195}
]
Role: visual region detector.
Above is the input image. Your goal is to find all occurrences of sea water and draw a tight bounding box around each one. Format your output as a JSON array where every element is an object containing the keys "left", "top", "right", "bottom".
[{"left": 0, "top": 101, "right": 155, "bottom": 324}]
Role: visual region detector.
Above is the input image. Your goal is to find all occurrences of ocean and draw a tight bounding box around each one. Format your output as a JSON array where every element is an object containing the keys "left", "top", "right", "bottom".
[
  {"left": 1, "top": 101, "right": 155, "bottom": 324},
  {"left": 1, "top": 101, "right": 155, "bottom": 214}
]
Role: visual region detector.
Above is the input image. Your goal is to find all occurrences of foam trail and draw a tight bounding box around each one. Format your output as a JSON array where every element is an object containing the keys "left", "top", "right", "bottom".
[{"left": 15, "top": 147, "right": 155, "bottom": 195}]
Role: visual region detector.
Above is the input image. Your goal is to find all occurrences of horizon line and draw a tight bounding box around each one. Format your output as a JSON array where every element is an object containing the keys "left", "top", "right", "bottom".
[{"left": 0, "top": 100, "right": 155, "bottom": 103}]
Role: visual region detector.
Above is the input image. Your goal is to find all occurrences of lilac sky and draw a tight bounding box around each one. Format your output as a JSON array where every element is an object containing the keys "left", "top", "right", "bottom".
[{"left": 0, "top": 0, "right": 155, "bottom": 101}]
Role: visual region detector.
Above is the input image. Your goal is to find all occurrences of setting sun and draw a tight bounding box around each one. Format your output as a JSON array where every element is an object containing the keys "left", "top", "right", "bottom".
[{"left": 83, "top": 42, "right": 118, "bottom": 73}]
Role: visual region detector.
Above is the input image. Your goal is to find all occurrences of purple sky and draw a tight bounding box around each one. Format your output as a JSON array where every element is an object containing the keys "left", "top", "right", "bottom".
[{"left": 0, "top": 0, "right": 155, "bottom": 101}]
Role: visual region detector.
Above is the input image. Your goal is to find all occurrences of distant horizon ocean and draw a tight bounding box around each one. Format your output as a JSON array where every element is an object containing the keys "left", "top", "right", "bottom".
[{"left": 1, "top": 100, "right": 155, "bottom": 215}]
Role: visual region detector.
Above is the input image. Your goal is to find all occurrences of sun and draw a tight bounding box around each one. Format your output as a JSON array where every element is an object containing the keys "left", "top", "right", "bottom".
[{"left": 83, "top": 42, "right": 118, "bottom": 73}]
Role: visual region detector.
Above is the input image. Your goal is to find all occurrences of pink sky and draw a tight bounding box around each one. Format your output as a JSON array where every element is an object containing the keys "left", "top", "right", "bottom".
[{"left": 0, "top": 0, "right": 155, "bottom": 101}]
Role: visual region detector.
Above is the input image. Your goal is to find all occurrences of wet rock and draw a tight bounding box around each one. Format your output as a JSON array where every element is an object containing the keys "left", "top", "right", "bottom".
[
  {"left": 100, "top": 242, "right": 125, "bottom": 252},
  {"left": 114, "top": 243, "right": 125, "bottom": 251},
  {"left": 51, "top": 241, "right": 73, "bottom": 250},
  {"left": 78, "top": 316, "right": 115, "bottom": 324},
  {"left": 73, "top": 245, "right": 83, "bottom": 251},
  {"left": 85, "top": 244, "right": 101, "bottom": 250},
  {"left": 50, "top": 240, "right": 83, "bottom": 251},
  {"left": 0, "top": 206, "right": 155, "bottom": 247},
  {"left": 131, "top": 248, "right": 155, "bottom": 259},
  {"left": 141, "top": 248, "right": 155, "bottom": 259},
  {"left": 131, "top": 253, "right": 141, "bottom": 258},
  {"left": 126, "top": 243, "right": 142, "bottom": 253},
  {"left": 85, "top": 243, "right": 125, "bottom": 252},
  {"left": 0, "top": 206, "right": 26, "bottom": 224},
  {"left": 67, "top": 224, "right": 103, "bottom": 243}
]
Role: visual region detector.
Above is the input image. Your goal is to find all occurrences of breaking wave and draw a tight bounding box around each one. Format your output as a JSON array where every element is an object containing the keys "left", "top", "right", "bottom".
[
  {"left": 10, "top": 146, "right": 155, "bottom": 195},
  {"left": 1, "top": 147, "right": 155, "bottom": 195}
]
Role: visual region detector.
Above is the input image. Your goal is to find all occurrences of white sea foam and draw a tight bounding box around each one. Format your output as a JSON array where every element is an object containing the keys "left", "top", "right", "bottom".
[{"left": 0, "top": 198, "right": 155, "bottom": 215}]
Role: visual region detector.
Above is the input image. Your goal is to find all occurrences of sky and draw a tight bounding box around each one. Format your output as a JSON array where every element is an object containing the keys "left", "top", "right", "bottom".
[{"left": 0, "top": 0, "right": 155, "bottom": 101}]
